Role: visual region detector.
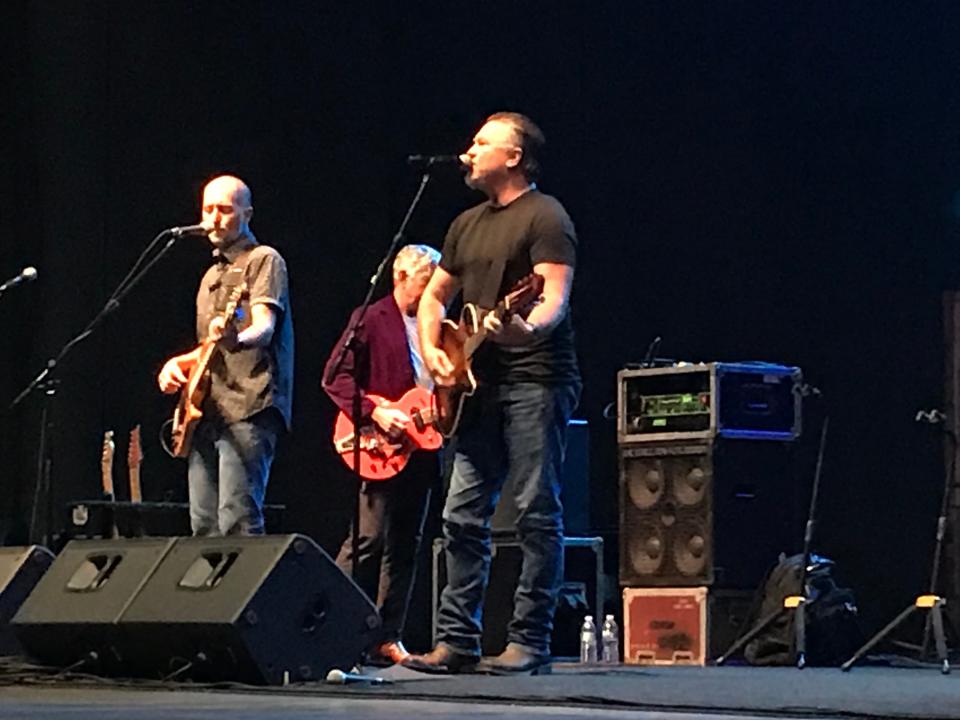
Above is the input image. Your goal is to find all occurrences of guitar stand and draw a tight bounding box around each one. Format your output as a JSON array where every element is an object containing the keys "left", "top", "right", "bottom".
[
  {"left": 841, "top": 416, "right": 956, "bottom": 674},
  {"left": 716, "top": 593, "right": 814, "bottom": 668},
  {"left": 716, "top": 405, "right": 829, "bottom": 669},
  {"left": 841, "top": 595, "right": 949, "bottom": 673}
]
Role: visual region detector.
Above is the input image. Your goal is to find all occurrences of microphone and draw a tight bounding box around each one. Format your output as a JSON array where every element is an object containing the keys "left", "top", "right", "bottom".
[
  {"left": 796, "top": 383, "right": 822, "bottom": 398},
  {"left": 641, "top": 336, "right": 662, "bottom": 368},
  {"left": 0, "top": 266, "right": 38, "bottom": 293},
  {"left": 406, "top": 154, "right": 467, "bottom": 168},
  {"left": 325, "top": 668, "right": 392, "bottom": 685},
  {"left": 167, "top": 223, "right": 212, "bottom": 237},
  {"left": 915, "top": 409, "right": 947, "bottom": 425}
]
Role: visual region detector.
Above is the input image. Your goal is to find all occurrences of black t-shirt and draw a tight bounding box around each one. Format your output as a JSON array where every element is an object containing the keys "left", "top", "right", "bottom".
[{"left": 440, "top": 189, "right": 580, "bottom": 386}]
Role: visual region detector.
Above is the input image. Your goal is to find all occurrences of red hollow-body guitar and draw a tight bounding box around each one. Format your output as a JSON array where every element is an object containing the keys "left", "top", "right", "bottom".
[
  {"left": 433, "top": 273, "right": 545, "bottom": 438},
  {"left": 332, "top": 386, "right": 442, "bottom": 481}
]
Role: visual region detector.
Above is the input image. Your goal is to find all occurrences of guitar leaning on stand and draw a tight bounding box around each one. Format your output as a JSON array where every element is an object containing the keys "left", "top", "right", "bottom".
[
  {"left": 166, "top": 282, "right": 247, "bottom": 458},
  {"left": 128, "top": 424, "right": 143, "bottom": 502},
  {"left": 433, "top": 273, "right": 544, "bottom": 438},
  {"left": 332, "top": 387, "right": 442, "bottom": 481}
]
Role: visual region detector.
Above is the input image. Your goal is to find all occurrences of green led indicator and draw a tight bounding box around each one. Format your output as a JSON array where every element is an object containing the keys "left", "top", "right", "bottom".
[{"left": 653, "top": 418, "right": 667, "bottom": 427}]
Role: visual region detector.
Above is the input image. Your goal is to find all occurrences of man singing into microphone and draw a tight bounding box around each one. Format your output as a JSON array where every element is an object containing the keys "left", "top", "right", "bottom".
[
  {"left": 158, "top": 175, "right": 294, "bottom": 536},
  {"left": 405, "top": 112, "right": 580, "bottom": 674}
]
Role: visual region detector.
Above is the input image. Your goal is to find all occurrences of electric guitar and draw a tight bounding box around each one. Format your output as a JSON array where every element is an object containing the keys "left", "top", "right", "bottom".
[
  {"left": 128, "top": 424, "right": 143, "bottom": 503},
  {"left": 332, "top": 386, "right": 442, "bottom": 481},
  {"left": 433, "top": 273, "right": 545, "bottom": 437},
  {"left": 100, "top": 430, "right": 115, "bottom": 499},
  {"left": 169, "top": 282, "right": 247, "bottom": 458}
]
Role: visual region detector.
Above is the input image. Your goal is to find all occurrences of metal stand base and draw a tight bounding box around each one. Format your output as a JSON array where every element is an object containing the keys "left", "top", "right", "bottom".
[
  {"left": 716, "top": 595, "right": 809, "bottom": 668},
  {"left": 841, "top": 595, "right": 949, "bottom": 674}
]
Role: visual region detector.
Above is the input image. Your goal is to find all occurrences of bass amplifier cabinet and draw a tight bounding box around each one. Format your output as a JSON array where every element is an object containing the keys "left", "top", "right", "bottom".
[
  {"left": 618, "top": 363, "right": 801, "bottom": 445},
  {"left": 433, "top": 536, "right": 603, "bottom": 659},
  {"left": 619, "top": 440, "right": 800, "bottom": 589}
]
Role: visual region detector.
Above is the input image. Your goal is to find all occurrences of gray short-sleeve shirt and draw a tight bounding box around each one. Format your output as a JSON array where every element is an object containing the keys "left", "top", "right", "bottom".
[{"left": 195, "top": 237, "right": 294, "bottom": 428}]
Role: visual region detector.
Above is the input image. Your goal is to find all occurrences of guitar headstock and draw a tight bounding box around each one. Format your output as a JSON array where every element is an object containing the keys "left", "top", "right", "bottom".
[
  {"left": 128, "top": 424, "right": 143, "bottom": 470},
  {"left": 101, "top": 431, "right": 115, "bottom": 474},
  {"left": 223, "top": 281, "right": 248, "bottom": 325},
  {"left": 502, "top": 273, "right": 545, "bottom": 316}
]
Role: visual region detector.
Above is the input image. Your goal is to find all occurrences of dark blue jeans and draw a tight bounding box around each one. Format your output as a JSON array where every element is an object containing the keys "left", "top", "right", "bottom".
[
  {"left": 188, "top": 408, "right": 283, "bottom": 536},
  {"left": 435, "top": 381, "right": 580, "bottom": 657}
]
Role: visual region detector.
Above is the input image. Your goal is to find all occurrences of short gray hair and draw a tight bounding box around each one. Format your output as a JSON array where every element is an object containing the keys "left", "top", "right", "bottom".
[{"left": 393, "top": 244, "right": 441, "bottom": 281}]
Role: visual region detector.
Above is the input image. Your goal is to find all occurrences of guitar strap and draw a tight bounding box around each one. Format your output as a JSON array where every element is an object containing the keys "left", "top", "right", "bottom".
[
  {"left": 214, "top": 245, "right": 255, "bottom": 310},
  {"left": 478, "top": 254, "right": 508, "bottom": 311}
]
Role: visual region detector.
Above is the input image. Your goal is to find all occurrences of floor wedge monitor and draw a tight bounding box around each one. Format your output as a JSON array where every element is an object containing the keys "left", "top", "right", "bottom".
[
  {"left": 0, "top": 546, "right": 55, "bottom": 656},
  {"left": 119, "top": 534, "right": 380, "bottom": 684},
  {"left": 12, "top": 537, "right": 176, "bottom": 672}
]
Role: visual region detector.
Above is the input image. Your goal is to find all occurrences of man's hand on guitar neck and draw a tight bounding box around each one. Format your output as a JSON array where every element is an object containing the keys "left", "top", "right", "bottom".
[{"left": 483, "top": 313, "right": 538, "bottom": 345}]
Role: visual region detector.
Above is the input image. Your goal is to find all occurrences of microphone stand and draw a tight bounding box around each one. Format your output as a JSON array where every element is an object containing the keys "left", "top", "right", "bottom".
[
  {"left": 323, "top": 170, "right": 435, "bottom": 584},
  {"left": 716, "top": 388, "right": 828, "bottom": 669},
  {"left": 9, "top": 229, "right": 186, "bottom": 546},
  {"left": 841, "top": 414, "right": 955, "bottom": 674}
]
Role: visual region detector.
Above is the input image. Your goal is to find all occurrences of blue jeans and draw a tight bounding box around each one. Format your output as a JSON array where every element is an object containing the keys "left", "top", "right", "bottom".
[
  {"left": 188, "top": 408, "right": 283, "bottom": 536},
  {"left": 435, "top": 381, "right": 580, "bottom": 657}
]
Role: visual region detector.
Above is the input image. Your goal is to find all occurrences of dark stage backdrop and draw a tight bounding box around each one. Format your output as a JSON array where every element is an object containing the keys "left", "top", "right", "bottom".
[{"left": 2, "top": 1, "right": 959, "bottom": 636}]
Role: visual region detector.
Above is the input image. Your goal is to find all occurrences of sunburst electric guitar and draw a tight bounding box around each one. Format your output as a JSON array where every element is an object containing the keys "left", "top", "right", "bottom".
[
  {"left": 332, "top": 386, "right": 442, "bottom": 481},
  {"left": 169, "top": 282, "right": 247, "bottom": 458},
  {"left": 433, "top": 273, "right": 545, "bottom": 438}
]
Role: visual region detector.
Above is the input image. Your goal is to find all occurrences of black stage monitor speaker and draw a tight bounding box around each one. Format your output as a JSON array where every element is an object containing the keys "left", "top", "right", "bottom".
[
  {"left": 12, "top": 537, "right": 175, "bottom": 670},
  {"left": 0, "top": 546, "right": 54, "bottom": 655},
  {"left": 119, "top": 534, "right": 380, "bottom": 684},
  {"left": 619, "top": 440, "right": 799, "bottom": 588}
]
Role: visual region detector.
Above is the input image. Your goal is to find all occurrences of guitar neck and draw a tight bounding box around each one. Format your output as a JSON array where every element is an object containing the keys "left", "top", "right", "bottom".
[{"left": 129, "top": 468, "right": 142, "bottom": 503}]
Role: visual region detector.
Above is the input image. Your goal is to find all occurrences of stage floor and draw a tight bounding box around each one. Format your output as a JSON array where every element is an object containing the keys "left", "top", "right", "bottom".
[{"left": 1, "top": 662, "right": 958, "bottom": 720}]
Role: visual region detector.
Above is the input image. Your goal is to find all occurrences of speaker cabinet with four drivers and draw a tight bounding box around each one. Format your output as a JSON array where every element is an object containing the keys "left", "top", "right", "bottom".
[{"left": 619, "top": 440, "right": 799, "bottom": 589}]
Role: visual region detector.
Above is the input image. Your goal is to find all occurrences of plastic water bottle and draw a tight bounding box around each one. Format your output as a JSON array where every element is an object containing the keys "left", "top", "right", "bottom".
[
  {"left": 601, "top": 614, "right": 620, "bottom": 663},
  {"left": 579, "top": 614, "right": 598, "bottom": 663}
]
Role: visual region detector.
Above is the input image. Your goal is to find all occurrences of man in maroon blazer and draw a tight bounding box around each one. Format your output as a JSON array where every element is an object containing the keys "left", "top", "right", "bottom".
[{"left": 322, "top": 244, "right": 441, "bottom": 665}]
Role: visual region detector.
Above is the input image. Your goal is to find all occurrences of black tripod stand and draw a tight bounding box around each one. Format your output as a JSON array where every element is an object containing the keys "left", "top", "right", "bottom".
[
  {"left": 716, "top": 406, "right": 829, "bottom": 669},
  {"left": 841, "top": 410, "right": 954, "bottom": 674}
]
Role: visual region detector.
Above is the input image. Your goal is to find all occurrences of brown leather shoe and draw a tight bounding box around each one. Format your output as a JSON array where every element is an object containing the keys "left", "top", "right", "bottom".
[
  {"left": 367, "top": 640, "right": 410, "bottom": 667},
  {"left": 401, "top": 643, "right": 479, "bottom": 674},
  {"left": 477, "top": 643, "right": 552, "bottom": 675}
]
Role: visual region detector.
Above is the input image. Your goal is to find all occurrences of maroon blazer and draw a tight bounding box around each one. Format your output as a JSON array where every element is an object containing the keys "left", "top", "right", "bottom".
[{"left": 322, "top": 293, "right": 416, "bottom": 419}]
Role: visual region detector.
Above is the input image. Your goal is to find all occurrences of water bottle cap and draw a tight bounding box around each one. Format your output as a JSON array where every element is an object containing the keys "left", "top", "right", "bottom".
[
  {"left": 584, "top": 615, "right": 593, "bottom": 620},
  {"left": 605, "top": 614, "right": 614, "bottom": 620}
]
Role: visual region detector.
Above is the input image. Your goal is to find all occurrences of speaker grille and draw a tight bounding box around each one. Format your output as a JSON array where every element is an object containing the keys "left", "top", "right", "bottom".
[
  {"left": 620, "top": 444, "right": 713, "bottom": 587},
  {"left": 619, "top": 440, "right": 798, "bottom": 589}
]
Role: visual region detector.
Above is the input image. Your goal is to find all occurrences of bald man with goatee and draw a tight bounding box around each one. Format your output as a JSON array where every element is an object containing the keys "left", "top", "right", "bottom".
[{"left": 158, "top": 175, "right": 294, "bottom": 536}]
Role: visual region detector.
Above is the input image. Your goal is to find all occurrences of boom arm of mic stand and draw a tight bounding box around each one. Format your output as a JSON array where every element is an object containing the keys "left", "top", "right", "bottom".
[
  {"left": 6, "top": 229, "right": 182, "bottom": 545},
  {"left": 323, "top": 171, "right": 434, "bottom": 583}
]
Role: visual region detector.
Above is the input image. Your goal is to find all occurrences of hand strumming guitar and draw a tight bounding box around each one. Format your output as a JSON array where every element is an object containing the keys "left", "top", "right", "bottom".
[
  {"left": 423, "top": 345, "right": 457, "bottom": 387},
  {"left": 371, "top": 405, "right": 411, "bottom": 438},
  {"left": 158, "top": 350, "right": 199, "bottom": 394}
]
